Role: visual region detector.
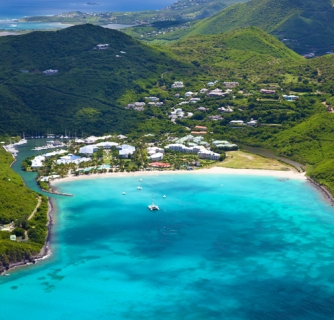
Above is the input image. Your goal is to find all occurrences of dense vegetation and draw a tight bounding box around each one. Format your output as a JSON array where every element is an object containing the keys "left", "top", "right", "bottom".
[
  {"left": 0, "top": 148, "right": 49, "bottom": 271},
  {"left": 181, "top": 0, "right": 334, "bottom": 55},
  {"left": 0, "top": 24, "right": 192, "bottom": 135}
]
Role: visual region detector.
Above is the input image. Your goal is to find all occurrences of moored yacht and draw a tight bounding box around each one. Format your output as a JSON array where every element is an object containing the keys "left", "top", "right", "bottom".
[{"left": 148, "top": 194, "right": 159, "bottom": 211}]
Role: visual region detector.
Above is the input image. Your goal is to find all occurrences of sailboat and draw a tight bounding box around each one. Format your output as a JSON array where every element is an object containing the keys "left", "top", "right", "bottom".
[{"left": 148, "top": 193, "right": 159, "bottom": 211}]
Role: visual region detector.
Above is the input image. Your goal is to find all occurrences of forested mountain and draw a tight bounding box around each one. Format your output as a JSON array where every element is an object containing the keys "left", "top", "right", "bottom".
[
  {"left": 167, "top": 27, "right": 302, "bottom": 80},
  {"left": 184, "top": 0, "right": 334, "bottom": 55},
  {"left": 0, "top": 24, "right": 191, "bottom": 135}
]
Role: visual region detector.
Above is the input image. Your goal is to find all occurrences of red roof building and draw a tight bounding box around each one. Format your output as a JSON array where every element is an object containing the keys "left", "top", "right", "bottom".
[{"left": 149, "top": 162, "right": 171, "bottom": 168}]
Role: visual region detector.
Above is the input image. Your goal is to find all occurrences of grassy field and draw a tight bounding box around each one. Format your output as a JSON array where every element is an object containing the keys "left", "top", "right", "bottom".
[{"left": 217, "top": 151, "right": 293, "bottom": 170}]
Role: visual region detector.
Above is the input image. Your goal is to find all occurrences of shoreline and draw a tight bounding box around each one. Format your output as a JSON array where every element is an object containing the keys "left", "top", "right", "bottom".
[
  {"left": 51, "top": 167, "right": 307, "bottom": 186},
  {"left": 307, "top": 177, "right": 334, "bottom": 206},
  {"left": 0, "top": 198, "right": 54, "bottom": 275}
]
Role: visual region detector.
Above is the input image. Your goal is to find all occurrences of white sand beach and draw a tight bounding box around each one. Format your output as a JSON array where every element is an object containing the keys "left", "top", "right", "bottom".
[{"left": 51, "top": 167, "right": 306, "bottom": 186}]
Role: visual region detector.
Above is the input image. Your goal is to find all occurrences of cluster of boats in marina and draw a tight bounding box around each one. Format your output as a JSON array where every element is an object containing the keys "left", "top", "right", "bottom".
[
  {"left": 2, "top": 138, "right": 28, "bottom": 157},
  {"left": 122, "top": 179, "right": 166, "bottom": 211},
  {"left": 32, "top": 140, "right": 67, "bottom": 151}
]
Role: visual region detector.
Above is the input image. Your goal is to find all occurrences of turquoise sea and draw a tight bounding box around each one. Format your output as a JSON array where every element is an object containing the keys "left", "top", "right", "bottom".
[
  {"left": 0, "top": 0, "right": 175, "bottom": 20},
  {"left": 2, "top": 170, "right": 334, "bottom": 319}
]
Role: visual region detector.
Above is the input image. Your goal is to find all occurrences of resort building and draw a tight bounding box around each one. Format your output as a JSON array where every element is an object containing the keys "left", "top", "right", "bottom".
[
  {"left": 148, "top": 153, "right": 164, "bottom": 161},
  {"left": 31, "top": 155, "right": 46, "bottom": 169},
  {"left": 147, "top": 147, "right": 164, "bottom": 155},
  {"left": 79, "top": 145, "right": 97, "bottom": 155},
  {"left": 213, "top": 140, "right": 238, "bottom": 150},
  {"left": 149, "top": 162, "right": 171, "bottom": 168},
  {"left": 56, "top": 154, "right": 91, "bottom": 165},
  {"left": 118, "top": 144, "right": 136, "bottom": 158},
  {"left": 198, "top": 150, "right": 220, "bottom": 160},
  {"left": 83, "top": 135, "right": 112, "bottom": 144},
  {"left": 166, "top": 144, "right": 220, "bottom": 160},
  {"left": 43, "top": 150, "right": 67, "bottom": 158}
]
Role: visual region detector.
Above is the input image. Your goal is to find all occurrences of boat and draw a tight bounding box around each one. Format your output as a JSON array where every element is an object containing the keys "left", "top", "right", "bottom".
[
  {"left": 122, "top": 192, "right": 126, "bottom": 195},
  {"left": 137, "top": 186, "right": 142, "bottom": 190},
  {"left": 148, "top": 194, "right": 159, "bottom": 211},
  {"left": 163, "top": 195, "right": 166, "bottom": 198},
  {"left": 139, "top": 179, "right": 142, "bottom": 182}
]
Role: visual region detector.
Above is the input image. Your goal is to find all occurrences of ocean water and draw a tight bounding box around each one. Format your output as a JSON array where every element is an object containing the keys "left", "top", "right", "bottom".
[
  {"left": 1, "top": 173, "right": 334, "bottom": 319},
  {"left": 0, "top": 0, "right": 175, "bottom": 20}
]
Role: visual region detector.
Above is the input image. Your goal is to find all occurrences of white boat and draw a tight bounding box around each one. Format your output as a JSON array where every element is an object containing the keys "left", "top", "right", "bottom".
[
  {"left": 148, "top": 194, "right": 159, "bottom": 211},
  {"left": 137, "top": 186, "right": 142, "bottom": 190},
  {"left": 163, "top": 195, "right": 166, "bottom": 198},
  {"left": 122, "top": 192, "right": 126, "bottom": 195},
  {"left": 139, "top": 179, "right": 142, "bottom": 182}
]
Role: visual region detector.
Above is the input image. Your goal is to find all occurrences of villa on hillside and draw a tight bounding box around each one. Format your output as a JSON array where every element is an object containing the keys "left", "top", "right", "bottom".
[
  {"left": 171, "top": 81, "right": 184, "bottom": 89},
  {"left": 43, "top": 69, "right": 58, "bottom": 75},
  {"left": 207, "top": 88, "right": 225, "bottom": 97},
  {"left": 126, "top": 102, "right": 146, "bottom": 110},
  {"left": 260, "top": 89, "right": 276, "bottom": 94},
  {"left": 185, "top": 91, "right": 197, "bottom": 97},
  {"left": 95, "top": 44, "right": 109, "bottom": 49},
  {"left": 224, "top": 82, "right": 239, "bottom": 88},
  {"left": 283, "top": 95, "right": 299, "bottom": 101},
  {"left": 230, "top": 120, "right": 245, "bottom": 125},
  {"left": 208, "top": 115, "right": 223, "bottom": 121},
  {"left": 194, "top": 126, "right": 207, "bottom": 131},
  {"left": 218, "top": 106, "right": 233, "bottom": 113}
]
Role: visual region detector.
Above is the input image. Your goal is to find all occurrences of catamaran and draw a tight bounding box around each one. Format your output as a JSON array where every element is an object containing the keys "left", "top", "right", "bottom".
[{"left": 148, "top": 194, "right": 159, "bottom": 211}]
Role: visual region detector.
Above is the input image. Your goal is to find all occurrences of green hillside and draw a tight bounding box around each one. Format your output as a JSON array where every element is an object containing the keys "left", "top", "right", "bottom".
[
  {"left": 0, "top": 148, "right": 49, "bottom": 270},
  {"left": 0, "top": 24, "right": 191, "bottom": 135},
  {"left": 167, "top": 27, "right": 303, "bottom": 80},
  {"left": 185, "top": 0, "right": 334, "bottom": 55}
]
